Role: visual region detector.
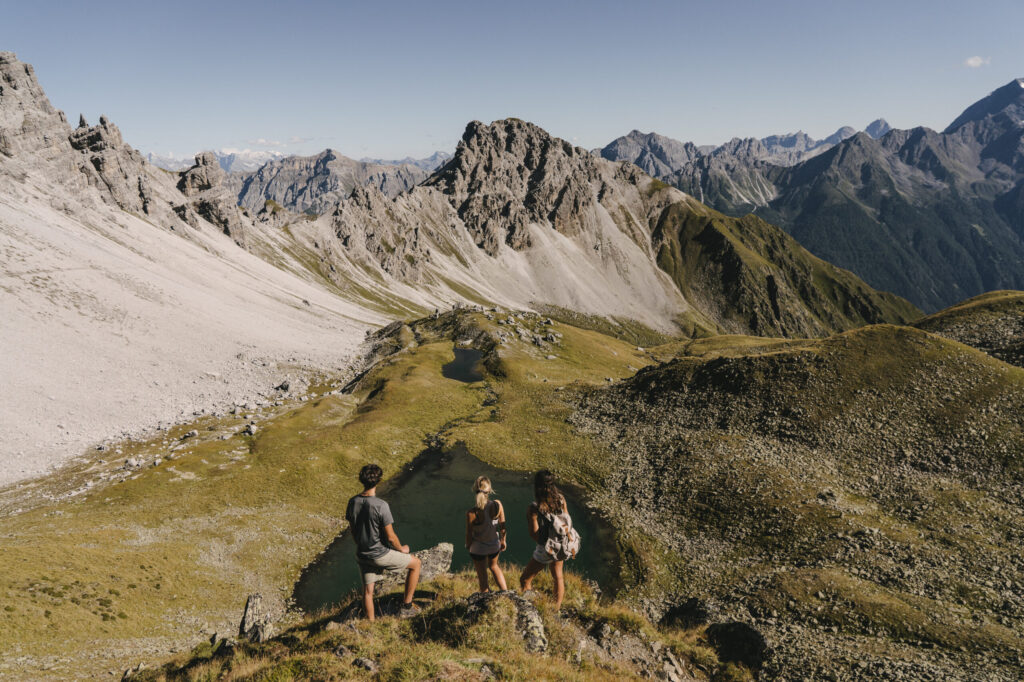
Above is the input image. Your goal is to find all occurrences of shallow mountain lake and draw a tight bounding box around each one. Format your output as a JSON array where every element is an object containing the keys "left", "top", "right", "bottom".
[
  {"left": 292, "top": 444, "right": 616, "bottom": 611},
  {"left": 441, "top": 347, "right": 484, "bottom": 382}
]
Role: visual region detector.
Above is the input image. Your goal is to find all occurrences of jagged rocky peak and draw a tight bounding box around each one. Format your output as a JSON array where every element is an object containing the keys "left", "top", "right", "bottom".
[
  {"left": 599, "top": 130, "right": 702, "bottom": 176},
  {"left": 865, "top": 118, "right": 892, "bottom": 139},
  {"left": 945, "top": 77, "right": 1024, "bottom": 133},
  {"left": 235, "top": 148, "right": 429, "bottom": 214},
  {"left": 716, "top": 136, "right": 769, "bottom": 158},
  {"left": 760, "top": 130, "right": 818, "bottom": 152},
  {"left": 821, "top": 125, "right": 857, "bottom": 146},
  {"left": 426, "top": 118, "right": 609, "bottom": 254},
  {"left": 178, "top": 151, "right": 226, "bottom": 196},
  {"left": 68, "top": 113, "right": 124, "bottom": 153},
  {"left": 0, "top": 51, "right": 71, "bottom": 159}
]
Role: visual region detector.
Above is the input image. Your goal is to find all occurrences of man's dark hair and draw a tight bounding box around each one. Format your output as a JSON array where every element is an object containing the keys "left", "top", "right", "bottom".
[{"left": 359, "top": 464, "right": 383, "bottom": 490}]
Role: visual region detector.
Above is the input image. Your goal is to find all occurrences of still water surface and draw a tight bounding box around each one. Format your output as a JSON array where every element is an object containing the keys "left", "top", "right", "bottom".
[{"left": 440, "top": 347, "right": 484, "bottom": 382}]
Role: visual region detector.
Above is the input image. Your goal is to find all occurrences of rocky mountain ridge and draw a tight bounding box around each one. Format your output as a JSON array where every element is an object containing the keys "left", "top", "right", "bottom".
[
  {"left": 290, "top": 116, "right": 918, "bottom": 336},
  {"left": 0, "top": 50, "right": 921, "bottom": 486},
  {"left": 359, "top": 150, "right": 452, "bottom": 171},
  {"left": 599, "top": 119, "right": 890, "bottom": 180},
  {"left": 234, "top": 148, "right": 430, "bottom": 214},
  {"left": 599, "top": 81, "right": 1024, "bottom": 312},
  {"left": 0, "top": 51, "right": 382, "bottom": 484}
]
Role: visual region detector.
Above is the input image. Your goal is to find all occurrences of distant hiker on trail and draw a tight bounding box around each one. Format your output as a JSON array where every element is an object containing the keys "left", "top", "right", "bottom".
[
  {"left": 345, "top": 464, "right": 421, "bottom": 620},
  {"left": 519, "top": 469, "right": 581, "bottom": 609},
  {"left": 465, "top": 475, "right": 508, "bottom": 592}
]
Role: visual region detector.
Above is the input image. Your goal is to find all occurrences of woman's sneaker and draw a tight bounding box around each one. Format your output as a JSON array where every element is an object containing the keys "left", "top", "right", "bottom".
[{"left": 399, "top": 602, "right": 421, "bottom": 618}]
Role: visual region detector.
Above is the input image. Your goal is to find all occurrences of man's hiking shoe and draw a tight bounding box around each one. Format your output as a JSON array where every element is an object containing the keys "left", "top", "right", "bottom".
[{"left": 399, "top": 602, "right": 421, "bottom": 618}]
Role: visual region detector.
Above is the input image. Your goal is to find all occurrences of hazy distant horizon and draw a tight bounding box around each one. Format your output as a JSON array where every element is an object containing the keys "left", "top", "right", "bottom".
[{"left": 4, "top": 0, "right": 1022, "bottom": 159}]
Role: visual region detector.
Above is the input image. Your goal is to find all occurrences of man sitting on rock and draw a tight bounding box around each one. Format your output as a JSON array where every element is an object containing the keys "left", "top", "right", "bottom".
[{"left": 346, "top": 463, "right": 421, "bottom": 620}]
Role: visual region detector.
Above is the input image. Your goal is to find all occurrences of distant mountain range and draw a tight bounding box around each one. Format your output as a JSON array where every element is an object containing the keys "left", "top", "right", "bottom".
[
  {"left": 360, "top": 150, "right": 452, "bottom": 171},
  {"left": 598, "top": 120, "right": 890, "bottom": 179},
  {"left": 148, "top": 149, "right": 453, "bottom": 214},
  {"left": 146, "top": 149, "right": 285, "bottom": 173},
  {"left": 148, "top": 150, "right": 451, "bottom": 184},
  {"left": 599, "top": 82, "right": 1024, "bottom": 311}
]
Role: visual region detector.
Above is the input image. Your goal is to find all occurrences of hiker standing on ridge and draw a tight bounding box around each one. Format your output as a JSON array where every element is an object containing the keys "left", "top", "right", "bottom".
[
  {"left": 465, "top": 475, "right": 508, "bottom": 592},
  {"left": 345, "top": 464, "right": 421, "bottom": 620},
  {"left": 519, "top": 469, "right": 581, "bottom": 609}
]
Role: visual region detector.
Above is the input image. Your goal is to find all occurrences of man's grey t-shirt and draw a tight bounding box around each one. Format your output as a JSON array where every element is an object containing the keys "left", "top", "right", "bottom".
[{"left": 345, "top": 494, "right": 394, "bottom": 561}]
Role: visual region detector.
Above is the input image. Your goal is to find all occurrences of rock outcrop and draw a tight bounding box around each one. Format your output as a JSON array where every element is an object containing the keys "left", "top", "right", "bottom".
[
  {"left": 238, "top": 593, "right": 273, "bottom": 643},
  {"left": 0, "top": 52, "right": 72, "bottom": 161},
  {"left": 464, "top": 591, "right": 548, "bottom": 653},
  {"left": 175, "top": 151, "right": 250, "bottom": 245},
  {"left": 376, "top": 542, "right": 453, "bottom": 589}
]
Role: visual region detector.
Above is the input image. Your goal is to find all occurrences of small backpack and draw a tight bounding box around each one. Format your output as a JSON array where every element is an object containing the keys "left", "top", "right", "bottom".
[{"left": 542, "top": 507, "right": 581, "bottom": 561}]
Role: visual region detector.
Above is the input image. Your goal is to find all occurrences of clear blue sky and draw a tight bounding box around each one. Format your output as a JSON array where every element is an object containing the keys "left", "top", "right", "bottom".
[{"left": 3, "top": 0, "right": 1022, "bottom": 159}]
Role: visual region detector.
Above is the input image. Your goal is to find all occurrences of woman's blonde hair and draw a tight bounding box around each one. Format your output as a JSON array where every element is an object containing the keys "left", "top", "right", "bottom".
[{"left": 473, "top": 476, "right": 494, "bottom": 510}]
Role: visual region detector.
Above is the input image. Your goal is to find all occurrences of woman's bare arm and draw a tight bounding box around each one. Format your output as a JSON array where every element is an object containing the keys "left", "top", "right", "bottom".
[
  {"left": 496, "top": 501, "right": 507, "bottom": 550},
  {"left": 526, "top": 505, "right": 540, "bottom": 543},
  {"left": 465, "top": 510, "right": 474, "bottom": 549}
]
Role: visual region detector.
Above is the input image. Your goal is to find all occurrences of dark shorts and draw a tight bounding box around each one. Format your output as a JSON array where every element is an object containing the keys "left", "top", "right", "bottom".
[{"left": 469, "top": 551, "right": 499, "bottom": 562}]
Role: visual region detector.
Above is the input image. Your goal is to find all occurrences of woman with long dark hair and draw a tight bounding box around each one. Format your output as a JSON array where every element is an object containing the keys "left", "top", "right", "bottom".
[{"left": 519, "top": 469, "right": 579, "bottom": 608}]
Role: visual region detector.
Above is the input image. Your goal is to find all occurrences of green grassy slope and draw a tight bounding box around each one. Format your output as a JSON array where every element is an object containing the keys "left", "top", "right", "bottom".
[
  {"left": 648, "top": 193, "right": 920, "bottom": 338},
  {"left": 3, "top": 309, "right": 1021, "bottom": 680}
]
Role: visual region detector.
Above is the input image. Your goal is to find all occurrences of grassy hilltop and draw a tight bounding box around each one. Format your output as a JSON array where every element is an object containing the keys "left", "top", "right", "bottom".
[{"left": 2, "top": 301, "right": 1023, "bottom": 680}]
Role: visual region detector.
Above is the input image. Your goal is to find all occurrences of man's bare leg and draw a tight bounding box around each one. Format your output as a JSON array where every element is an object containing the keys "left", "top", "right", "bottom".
[
  {"left": 403, "top": 555, "right": 421, "bottom": 605},
  {"left": 363, "top": 582, "right": 376, "bottom": 621}
]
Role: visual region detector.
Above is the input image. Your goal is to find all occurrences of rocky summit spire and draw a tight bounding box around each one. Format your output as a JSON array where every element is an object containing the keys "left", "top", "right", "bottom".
[
  {"left": 425, "top": 118, "right": 606, "bottom": 254},
  {"left": 865, "top": 118, "right": 891, "bottom": 139},
  {"left": 0, "top": 52, "right": 73, "bottom": 159},
  {"left": 77, "top": 113, "right": 88, "bottom": 129}
]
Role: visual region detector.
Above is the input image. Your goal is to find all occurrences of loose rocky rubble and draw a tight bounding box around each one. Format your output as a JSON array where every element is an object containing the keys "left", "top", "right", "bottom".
[
  {"left": 914, "top": 292, "right": 1024, "bottom": 368},
  {"left": 570, "top": 325, "right": 1024, "bottom": 680}
]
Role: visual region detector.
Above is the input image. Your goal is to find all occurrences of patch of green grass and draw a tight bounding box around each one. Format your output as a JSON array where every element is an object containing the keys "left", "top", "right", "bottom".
[
  {"left": 132, "top": 569, "right": 717, "bottom": 682},
  {"left": 644, "top": 177, "right": 670, "bottom": 196},
  {"left": 534, "top": 304, "right": 683, "bottom": 347}
]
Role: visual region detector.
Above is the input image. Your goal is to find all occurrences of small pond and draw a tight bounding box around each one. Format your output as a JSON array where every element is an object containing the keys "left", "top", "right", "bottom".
[
  {"left": 292, "top": 444, "right": 617, "bottom": 611},
  {"left": 441, "top": 347, "right": 484, "bottom": 383}
]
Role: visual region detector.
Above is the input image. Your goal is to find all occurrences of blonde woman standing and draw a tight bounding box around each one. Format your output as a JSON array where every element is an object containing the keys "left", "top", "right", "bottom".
[{"left": 465, "top": 476, "right": 508, "bottom": 592}]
